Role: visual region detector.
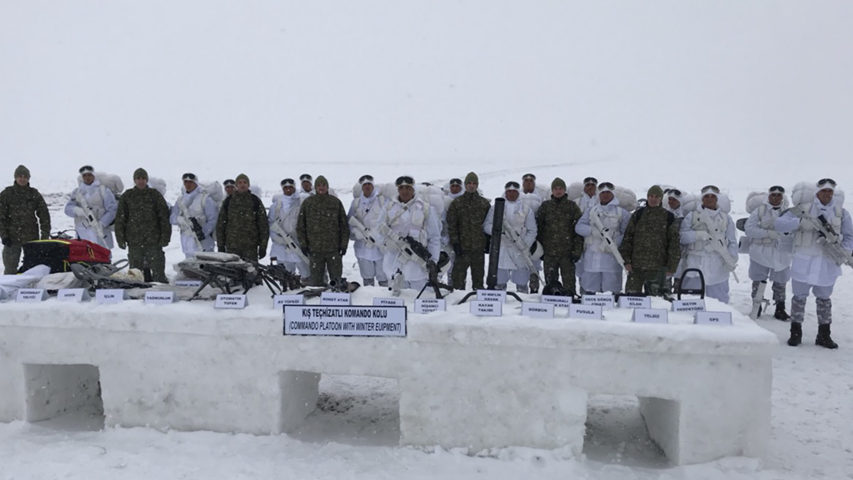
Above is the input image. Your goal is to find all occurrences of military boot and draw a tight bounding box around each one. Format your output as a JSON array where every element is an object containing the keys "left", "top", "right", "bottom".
[
  {"left": 787, "top": 322, "right": 802, "bottom": 347},
  {"left": 363, "top": 278, "right": 375, "bottom": 287},
  {"left": 774, "top": 302, "right": 790, "bottom": 321},
  {"left": 815, "top": 324, "right": 838, "bottom": 349},
  {"left": 378, "top": 280, "right": 388, "bottom": 287},
  {"left": 517, "top": 284, "right": 529, "bottom": 294},
  {"left": 528, "top": 274, "right": 539, "bottom": 294}
]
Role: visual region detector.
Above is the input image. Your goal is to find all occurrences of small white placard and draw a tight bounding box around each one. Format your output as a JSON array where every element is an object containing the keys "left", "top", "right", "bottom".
[
  {"left": 415, "top": 298, "right": 446, "bottom": 314},
  {"left": 632, "top": 308, "right": 669, "bottom": 324},
  {"left": 320, "top": 292, "right": 351, "bottom": 305},
  {"left": 175, "top": 279, "right": 203, "bottom": 288},
  {"left": 618, "top": 296, "right": 652, "bottom": 309},
  {"left": 541, "top": 295, "right": 573, "bottom": 307},
  {"left": 582, "top": 294, "right": 615, "bottom": 308},
  {"left": 694, "top": 311, "right": 733, "bottom": 326},
  {"left": 470, "top": 300, "right": 502, "bottom": 316},
  {"left": 569, "top": 304, "right": 603, "bottom": 320},
  {"left": 672, "top": 299, "right": 706, "bottom": 312},
  {"left": 96, "top": 289, "right": 127, "bottom": 304},
  {"left": 274, "top": 294, "right": 304, "bottom": 309},
  {"left": 522, "top": 302, "right": 555, "bottom": 318},
  {"left": 284, "top": 305, "right": 407, "bottom": 337},
  {"left": 215, "top": 294, "right": 248, "bottom": 309},
  {"left": 374, "top": 297, "right": 405, "bottom": 307},
  {"left": 16, "top": 288, "right": 47, "bottom": 303},
  {"left": 476, "top": 290, "right": 507, "bottom": 303},
  {"left": 58, "top": 288, "right": 90, "bottom": 302},
  {"left": 144, "top": 291, "right": 176, "bottom": 305}
]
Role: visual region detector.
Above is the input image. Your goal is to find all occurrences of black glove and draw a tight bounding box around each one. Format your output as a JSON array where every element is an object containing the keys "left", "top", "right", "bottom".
[
  {"left": 339, "top": 248, "right": 347, "bottom": 256},
  {"left": 190, "top": 218, "right": 206, "bottom": 241},
  {"left": 570, "top": 255, "right": 581, "bottom": 263},
  {"left": 258, "top": 247, "right": 266, "bottom": 260},
  {"left": 1, "top": 238, "right": 11, "bottom": 247},
  {"left": 302, "top": 247, "right": 310, "bottom": 256},
  {"left": 483, "top": 235, "right": 492, "bottom": 254},
  {"left": 117, "top": 240, "right": 127, "bottom": 250},
  {"left": 219, "top": 244, "right": 227, "bottom": 253},
  {"left": 453, "top": 243, "right": 463, "bottom": 256}
]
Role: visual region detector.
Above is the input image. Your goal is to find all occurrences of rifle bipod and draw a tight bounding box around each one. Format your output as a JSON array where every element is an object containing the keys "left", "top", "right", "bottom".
[
  {"left": 415, "top": 277, "right": 453, "bottom": 300},
  {"left": 455, "top": 288, "right": 523, "bottom": 305}
]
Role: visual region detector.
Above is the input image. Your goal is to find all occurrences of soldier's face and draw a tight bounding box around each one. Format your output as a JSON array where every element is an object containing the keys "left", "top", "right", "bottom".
[
  {"left": 15, "top": 175, "right": 28, "bottom": 186},
  {"left": 599, "top": 191, "right": 614, "bottom": 205},
  {"left": 316, "top": 184, "right": 329, "bottom": 195},
  {"left": 584, "top": 183, "right": 597, "bottom": 196},
  {"left": 465, "top": 182, "right": 478, "bottom": 193},
  {"left": 236, "top": 179, "right": 250, "bottom": 193},
  {"left": 82, "top": 173, "right": 95, "bottom": 185},
  {"left": 362, "top": 182, "right": 374, "bottom": 197},
  {"left": 184, "top": 180, "right": 197, "bottom": 193},
  {"left": 647, "top": 194, "right": 662, "bottom": 207},
  {"left": 522, "top": 178, "right": 535, "bottom": 193},
  {"left": 398, "top": 185, "right": 414, "bottom": 202},
  {"left": 225, "top": 185, "right": 236, "bottom": 196},
  {"left": 552, "top": 186, "right": 566, "bottom": 198},
  {"left": 668, "top": 196, "right": 681, "bottom": 210},
  {"left": 302, "top": 181, "right": 312, "bottom": 192},
  {"left": 450, "top": 184, "right": 462, "bottom": 194},
  {"left": 282, "top": 185, "right": 295, "bottom": 196},
  {"left": 768, "top": 192, "right": 783, "bottom": 207},
  {"left": 134, "top": 177, "right": 147, "bottom": 189},
  {"left": 702, "top": 194, "right": 718, "bottom": 210},
  {"left": 817, "top": 188, "right": 834, "bottom": 206},
  {"left": 505, "top": 190, "right": 519, "bottom": 202}
]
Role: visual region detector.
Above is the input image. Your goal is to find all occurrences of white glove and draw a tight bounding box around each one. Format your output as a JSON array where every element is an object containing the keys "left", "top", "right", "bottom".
[
  {"left": 73, "top": 206, "right": 86, "bottom": 218},
  {"left": 694, "top": 231, "right": 711, "bottom": 241},
  {"left": 766, "top": 230, "right": 779, "bottom": 240}
]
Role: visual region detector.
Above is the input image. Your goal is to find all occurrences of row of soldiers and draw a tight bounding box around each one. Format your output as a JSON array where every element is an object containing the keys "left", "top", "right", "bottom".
[{"left": 1, "top": 165, "right": 849, "bottom": 348}]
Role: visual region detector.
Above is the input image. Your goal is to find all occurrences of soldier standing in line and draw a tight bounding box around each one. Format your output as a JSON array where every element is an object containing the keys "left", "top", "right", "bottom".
[
  {"left": 170, "top": 173, "right": 218, "bottom": 258},
  {"left": 223, "top": 179, "right": 236, "bottom": 198},
  {"left": 446, "top": 172, "right": 491, "bottom": 290},
  {"left": 620, "top": 185, "right": 681, "bottom": 295},
  {"left": 216, "top": 173, "right": 268, "bottom": 262},
  {"left": 575, "top": 181, "right": 631, "bottom": 294},
  {"left": 347, "top": 174, "right": 388, "bottom": 287},
  {"left": 114, "top": 168, "right": 171, "bottom": 282},
  {"left": 296, "top": 175, "right": 349, "bottom": 286},
  {"left": 536, "top": 177, "right": 584, "bottom": 294},
  {"left": 0, "top": 165, "right": 51, "bottom": 274},
  {"left": 64, "top": 165, "right": 117, "bottom": 250},
  {"left": 269, "top": 178, "right": 309, "bottom": 279}
]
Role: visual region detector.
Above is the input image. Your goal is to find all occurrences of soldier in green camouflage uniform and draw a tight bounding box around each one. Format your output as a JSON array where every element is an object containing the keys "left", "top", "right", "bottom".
[
  {"left": 535, "top": 177, "right": 584, "bottom": 294},
  {"left": 447, "top": 172, "right": 491, "bottom": 290},
  {"left": 0, "top": 165, "right": 51, "bottom": 274},
  {"left": 619, "top": 185, "right": 681, "bottom": 295},
  {"left": 296, "top": 175, "right": 349, "bottom": 286},
  {"left": 115, "top": 168, "right": 171, "bottom": 282},
  {"left": 216, "top": 173, "right": 269, "bottom": 262}
]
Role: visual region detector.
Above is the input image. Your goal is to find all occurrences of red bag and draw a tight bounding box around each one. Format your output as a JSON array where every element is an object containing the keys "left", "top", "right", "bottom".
[{"left": 20, "top": 239, "right": 111, "bottom": 273}]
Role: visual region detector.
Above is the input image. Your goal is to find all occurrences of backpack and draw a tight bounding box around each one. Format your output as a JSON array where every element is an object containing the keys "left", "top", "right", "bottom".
[{"left": 20, "top": 239, "right": 111, "bottom": 274}]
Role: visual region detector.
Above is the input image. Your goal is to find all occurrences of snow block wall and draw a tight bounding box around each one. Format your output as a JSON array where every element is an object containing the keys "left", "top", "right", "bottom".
[{"left": 0, "top": 298, "right": 776, "bottom": 465}]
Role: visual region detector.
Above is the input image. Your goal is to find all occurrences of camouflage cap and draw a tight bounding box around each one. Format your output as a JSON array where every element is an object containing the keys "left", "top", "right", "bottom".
[
  {"left": 551, "top": 177, "right": 566, "bottom": 190},
  {"left": 315, "top": 175, "right": 329, "bottom": 186},
  {"left": 236, "top": 173, "right": 250, "bottom": 185},
  {"left": 14, "top": 165, "right": 30, "bottom": 178},
  {"left": 647, "top": 185, "right": 664, "bottom": 198},
  {"left": 133, "top": 168, "right": 148, "bottom": 180},
  {"left": 465, "top": 172, "right": 479, "bottom": 184}
]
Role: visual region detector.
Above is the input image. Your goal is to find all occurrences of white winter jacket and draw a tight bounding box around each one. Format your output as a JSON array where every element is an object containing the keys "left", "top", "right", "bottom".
[
  {"left": 383, "top": 193, "right": 441, "bottom": 283},
  {"left": 347, "top": 189, "right": 386, "bottom": 262},
  {"left": 575, "top": 198, "right": 631, "bottom": 273},
  {"left": 170, "top": 187, "right": 218, "bottom": 255},
  {"left": 575, "top": 192, "right": 599, "bottom": 213},
  {"left": 680, "top": 206, "right": 738, "bottom": 285},
  {"left": 745, "top": 202, "right": 793, "bottom": 271},
  {"left": 482, "top": 197, "right": 538, "bottom": 271},
  {"left": 268, "top": 193, "right": 304, "bottom": 264},
  {"left": 64, "top": 179, "right": 117, "bottom": 249}
]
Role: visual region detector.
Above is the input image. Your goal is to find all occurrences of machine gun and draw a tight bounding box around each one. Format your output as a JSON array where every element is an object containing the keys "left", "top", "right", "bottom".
[
  {"left": 185, "top": 261, "right": 277, "bottom": 301},
  {"left": 789, "top": 209, "right": 853, "bottom": 267},
  {"left": 254, "top": 258, "right": 303, "bottom": 292},
  {"left": 269, "top": 222, "right": 310, "bottom": 265},
  {"left": 378, "top": 222, "right": 452, "bottom": 299},
  {"left": 70, "top": 259, "right": 152, "bottom": 292}
]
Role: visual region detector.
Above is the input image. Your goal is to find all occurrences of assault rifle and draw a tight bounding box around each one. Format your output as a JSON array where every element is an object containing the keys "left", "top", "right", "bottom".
[
  {"left": 269, "top": 222, "right": 310, "bottom": 265},
  {"left": 502, "top": 225, "right": 543, "bottom": 293},
  {"left": 75, "top": 191, "right": 107, "bottom": 247},
  {"left": 190, "top": 218, "right": 206, "bottom": 243},
  {"left": 378, "top": 222, "right": 452, "bottom": 299},
  {"left": 790, "top": 207, "right": 853, "bottom": 267},
  {"left": 348, "top": 216, "right": 384, "bottom": 251},
  {"left": 589, "top": 210, "right": 626, "bottom": 270}
]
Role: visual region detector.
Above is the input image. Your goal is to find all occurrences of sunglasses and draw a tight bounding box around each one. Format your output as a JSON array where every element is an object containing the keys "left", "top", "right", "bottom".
[
  {"left": 396, "top": 176, "right": 415, "bottom": 187},
  {"left": 701, "top": 185, "right": 720, "bottom": 194},
  {"left": 817, "top": 178, "right": 836, "bottom": 188},
  {"left": 768, "top": 185, "right": 785, "bottom": 194},
  {"left": 505, "top": 181, "right": 520, "bottom": 190},
  {"left": 598, "top": 182, "right": 615, "bottom": 191},
  {"left": 79, "top": 165, "right": 94, "bottom": 174},
  {"left": 299, "top": 174, "right": 312, "bottom": 182},
  {"left": 182, "top": 173, "right": 197, "bottom": 181},
  {"left": 584, "top": 177, "right": 598, "bottom": 185},
  {"left": 359, "top": 174, "right": 374, "bottom": 183},
  {"left": 449, "top": 178, "right": 462, "bottom": 186},
  {"left": 281, "top": 178, "right": 295, "bottom": 187}
]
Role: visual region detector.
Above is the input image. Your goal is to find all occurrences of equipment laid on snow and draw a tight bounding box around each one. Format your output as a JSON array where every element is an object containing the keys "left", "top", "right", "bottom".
[
  {"left": 673, "top": 268, "right": 705, "bottom": 300},
  {"left": 378, "top": 222, "right": 452, "bottom": 299},
  {"left": 19, "top": 238, "right": 111, "bottom": 274},
  {"left": 70, "top": 259, "right": 152, "bottom": 291},
  {"left": 296, "top": 277, "right": 361, "bottom": 299}
]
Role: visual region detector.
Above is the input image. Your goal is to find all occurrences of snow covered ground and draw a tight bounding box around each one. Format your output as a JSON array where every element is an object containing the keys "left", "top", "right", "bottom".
[{"left": 2, "top": 0, "right": 853, "bottom": 478}]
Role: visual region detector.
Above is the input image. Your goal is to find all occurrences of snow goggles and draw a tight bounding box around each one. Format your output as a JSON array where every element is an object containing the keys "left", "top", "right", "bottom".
[
  {"left": 665, "top": 188, "right": 682, "bottom": 198},
  {"left": 449, "top": 178, "right": 463, "bottom": 186},
  {"left": 79, "top": 165, "right": 95, "bottom": 175},
  {"left": 584, "top": 177, "right": 598, "bottom": 186},
  {"left": 223, "top": 179, "right": 236, "bottom": 187},
  {"left": 768, "top": 185, "right": 785, "bottom": 194},
  {"left": 701, "top": 185, "right": 720, "bottom": 195},
  {"left": 299, "top": 174, "right": 312, "bottom": 182},
  {"left": 182, "top": 173, "right": 197, "bottom": 182},
  {"left": 522, "top": 173, "right": 536, "bottom": 181},
  {"left": 597, "top": 182, "right": 615, "bottom": 192},
  {"left": 396, "top": 175, "right": 415, "bottom": 187},
  {"left": 281, "top": 178, "right": 295, "bottom": 187},
  {"left": 817, "top": 178, "right": 836, "bottom": 189},
  {"left": 505, "top": 181, "right": 520, "bottom": 191},
  {"left": 359, "top": 174, "right": 374, "bottom": 185}
]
